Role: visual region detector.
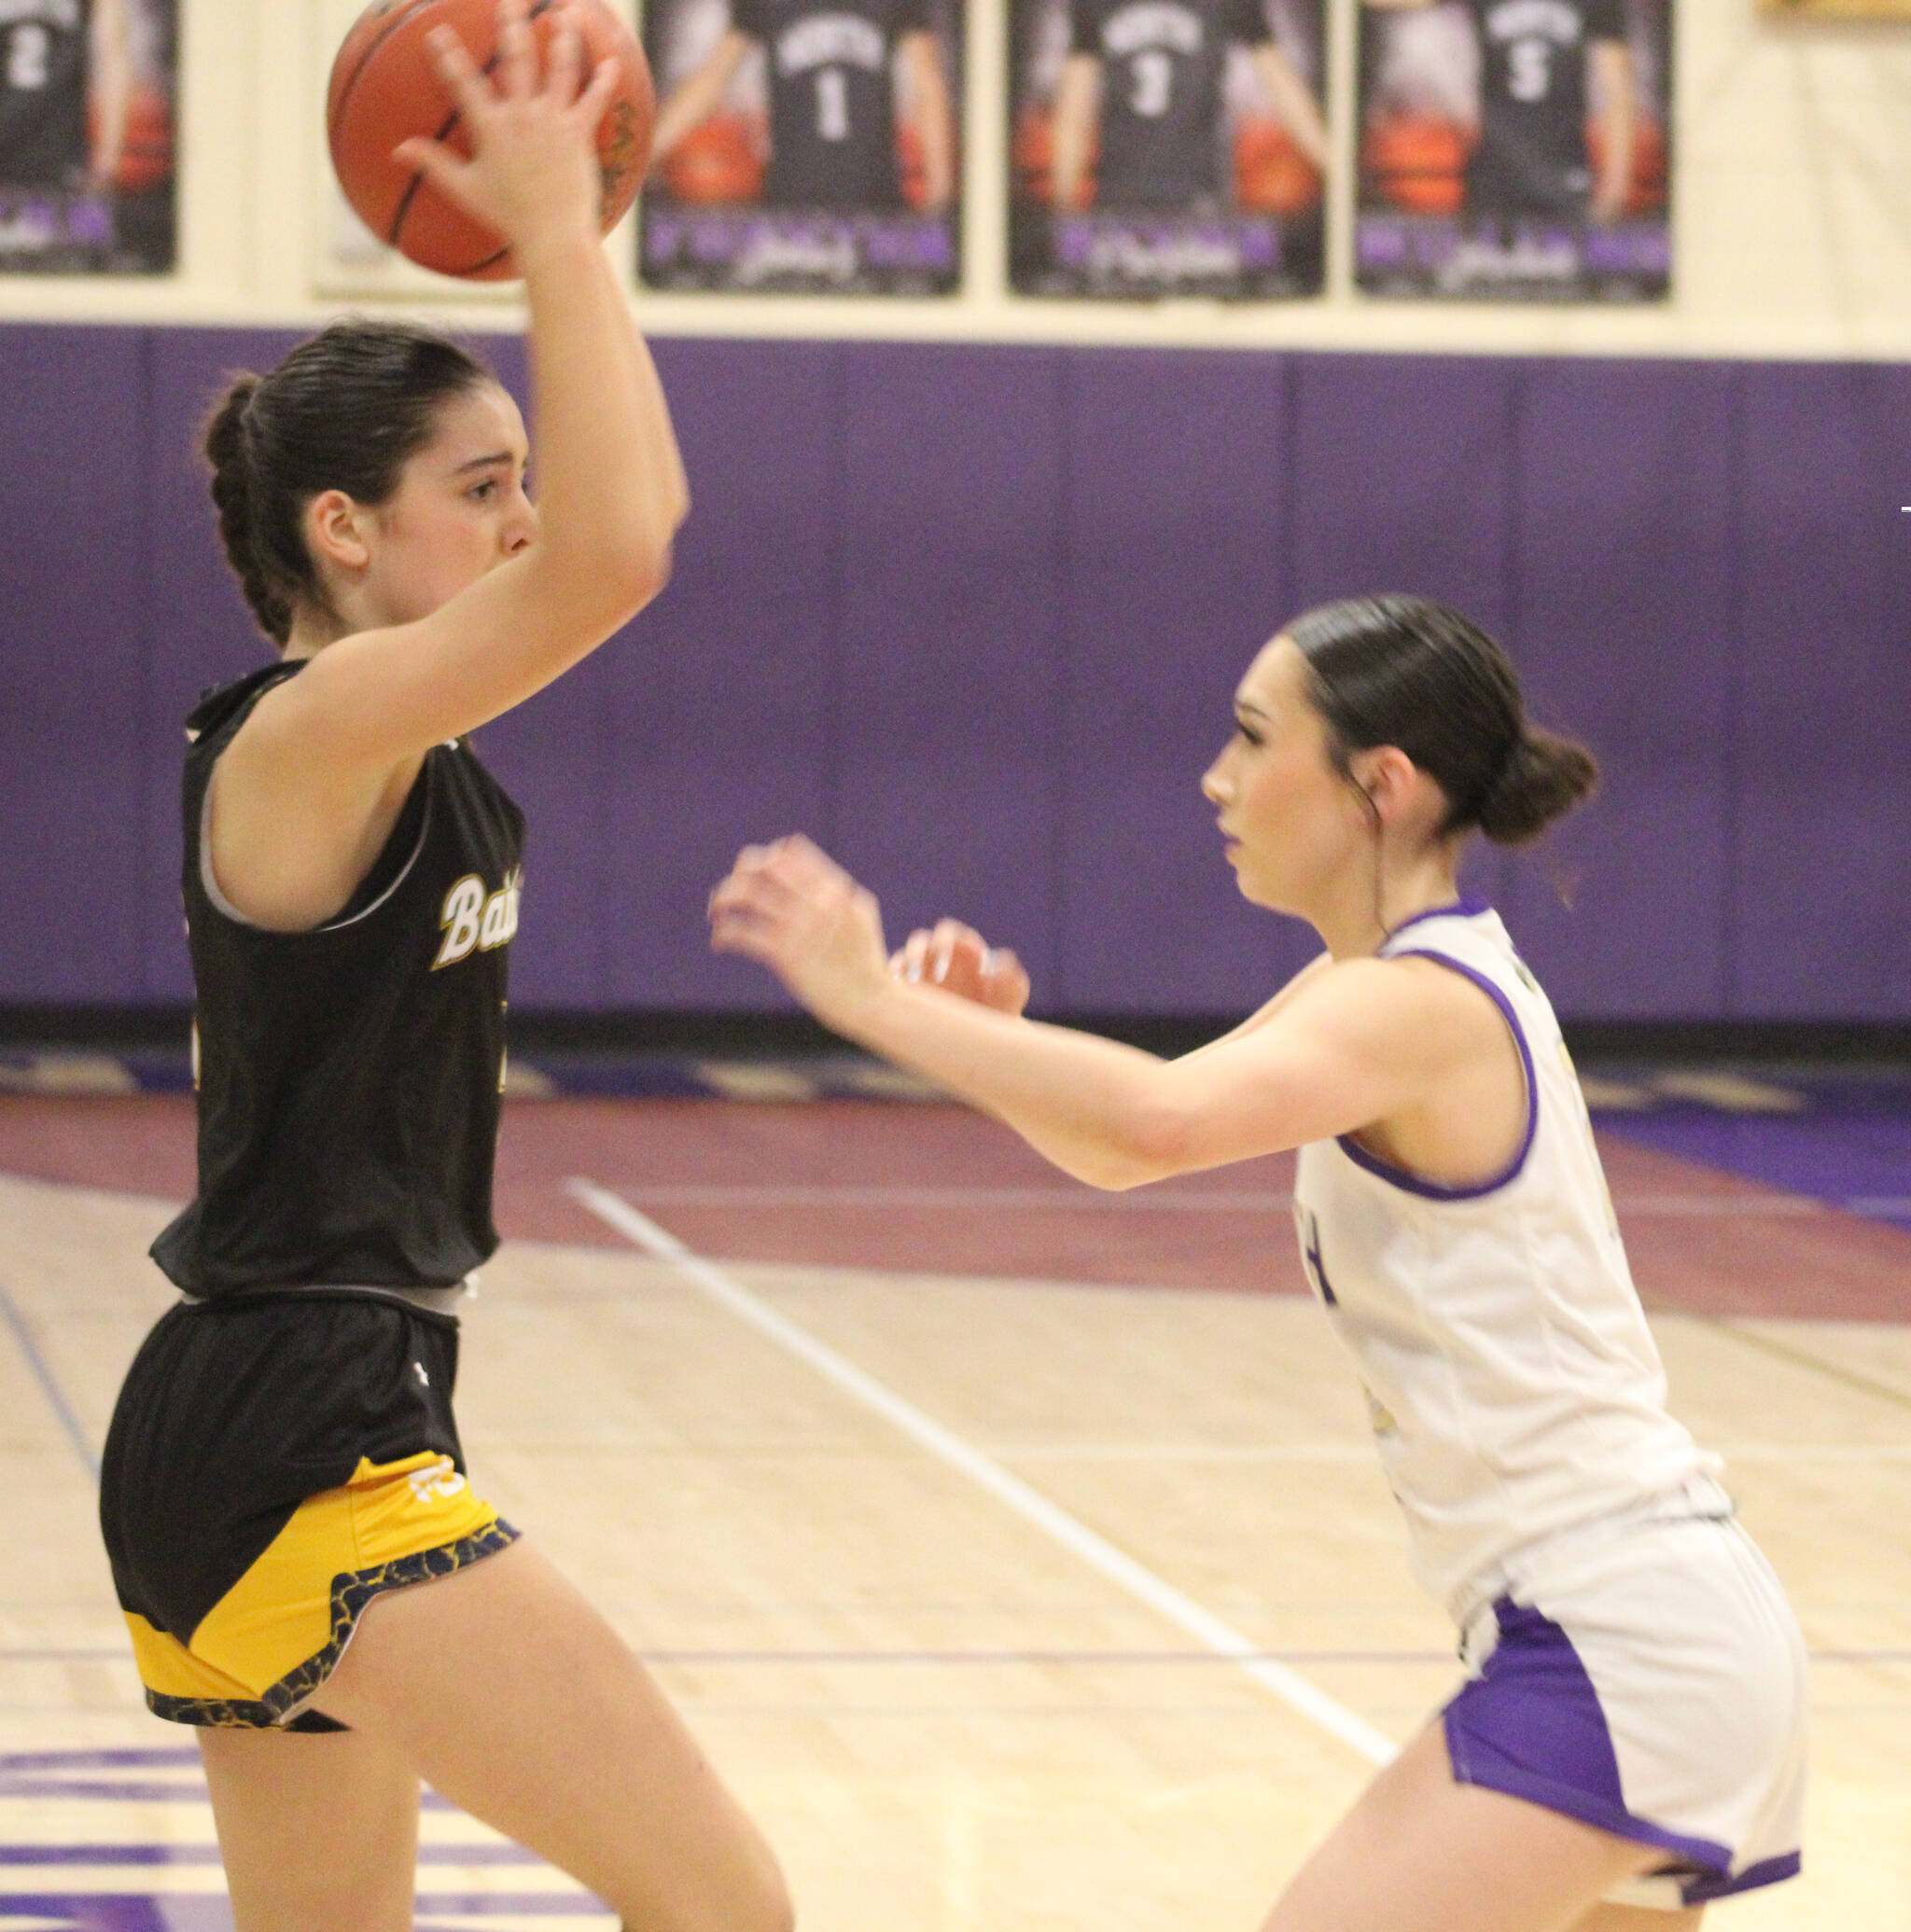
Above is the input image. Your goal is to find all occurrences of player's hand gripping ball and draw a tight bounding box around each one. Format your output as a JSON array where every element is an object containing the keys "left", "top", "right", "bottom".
[{"left": 328, "top": 0, "right": 654, "bottom": 280}]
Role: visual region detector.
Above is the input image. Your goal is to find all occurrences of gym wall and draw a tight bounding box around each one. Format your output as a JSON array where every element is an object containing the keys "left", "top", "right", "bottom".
[{"left": 1, "top": 3, "right": 1908, "bottom": 1022}]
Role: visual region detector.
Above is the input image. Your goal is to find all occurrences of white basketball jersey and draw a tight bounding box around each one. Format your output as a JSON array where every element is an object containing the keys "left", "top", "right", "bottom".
[{"left": 1291, "top": 902, "right": 1715, "bottom": 1612}]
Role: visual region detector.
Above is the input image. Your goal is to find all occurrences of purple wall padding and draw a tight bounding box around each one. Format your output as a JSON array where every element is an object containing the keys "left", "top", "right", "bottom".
[
  {"left": 1, "top": 325, "right": 1905, "bottom": 1021},
  {"left": 1503, "top": 359, "right": 1738, "bottom": 1018},
  {"left": 1059, "top": 350, "right": 1306, "bottom": 1011},
  {"left": 1736, "top": 364, "right": 1911, "bottom": 1021},
  {"left": 0, "top": 327, "right": 148, "bottom": 1000}
]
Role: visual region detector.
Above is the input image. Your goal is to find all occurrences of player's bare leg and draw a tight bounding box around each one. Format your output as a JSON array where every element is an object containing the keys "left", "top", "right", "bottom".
[
  {"left": 310, "top": 1536, "right": 792, "bottom": 1932},
  {"left": 1262, "top": 1723, "right": 1705, "bottom": 1932},
  {"left": 1571, "top": 1905, "right": 1705, "bottom": 1932},
  {"left": 199, "top": 1725, "right": 419, "bottom": 1932}
]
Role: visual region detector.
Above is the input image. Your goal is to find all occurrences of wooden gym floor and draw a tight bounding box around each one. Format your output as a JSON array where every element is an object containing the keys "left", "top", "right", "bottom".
[{"left": 2, "top": 1087, "right": 1907, "bottom": 1929}]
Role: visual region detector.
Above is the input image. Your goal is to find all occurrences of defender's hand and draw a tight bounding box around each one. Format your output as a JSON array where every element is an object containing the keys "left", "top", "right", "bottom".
[
  {"left": 890, "top": 920, "right": 1030, "bottom": 1016},
  {"left": 709, "top": 836, "right": 890, "bottom": 1029}
]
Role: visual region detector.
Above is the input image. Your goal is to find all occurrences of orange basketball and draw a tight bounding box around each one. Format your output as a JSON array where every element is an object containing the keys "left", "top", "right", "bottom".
[
  {"left": 663, "top": 111, "right": 765, "bottom": 205},
  {"left": 1362, "top": 114, "right": 1471, "bottom": 218},
  {"left": 1233, "top": 120, "right": 1320, "bottom": 218},
  {"left": 328, "top": 0, "right": 654, "bottom": 281}
]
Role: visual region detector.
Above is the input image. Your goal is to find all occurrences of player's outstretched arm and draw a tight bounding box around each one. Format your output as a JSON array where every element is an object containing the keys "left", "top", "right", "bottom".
[
  {"left": 649, "top": 29, "right": 753, "bottom": 165},
  {"left": 709, "top": 838, "right": 1486, "bottom": 1188},
  {"left": 234, "top": 5, "right": 687, "bottom": 787},
  {"left": 1050, "top": 54, "right": 1100, "bottom": 212}
]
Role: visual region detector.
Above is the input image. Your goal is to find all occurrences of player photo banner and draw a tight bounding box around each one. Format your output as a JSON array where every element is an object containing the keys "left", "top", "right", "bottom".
[
  {"left": 1355, "top": 0, "right": 1670, "bottom": 304},
  {"left": 1010, "top": 0, "right": 1327, "bottom": 299},
  {"left": 0, "top": 0, "right": 176, "bottom": 274},
  {"left": 640, "top": 0, "right": 961, "bottom": 294}
]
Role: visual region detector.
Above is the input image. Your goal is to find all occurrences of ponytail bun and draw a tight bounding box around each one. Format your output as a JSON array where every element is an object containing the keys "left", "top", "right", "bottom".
[
  {"left": 203, "top": 376, "right": 293, "bottom": 646},
  {"left": 1475, "top": 726, "right": 1599, "bottom": 848}
]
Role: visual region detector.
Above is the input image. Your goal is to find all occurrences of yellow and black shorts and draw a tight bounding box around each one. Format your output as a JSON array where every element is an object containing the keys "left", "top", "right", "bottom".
[{"left": 101, "top": 1289, "right": 519, "bottom": 1730}]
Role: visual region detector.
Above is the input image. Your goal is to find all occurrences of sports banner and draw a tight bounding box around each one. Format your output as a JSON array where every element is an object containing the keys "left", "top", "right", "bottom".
[
  {"left": 640, "top": 0, "right": 962, "bottom": 294},
  {"left": 1355, "top": 0, "right": 1670, "bottom": 303},
  {"left": 1009, "top": 0, "right": 1327, "bottom": 299},
  {"left": 0, "top": 0, "right": 175, "bottom": 273}
]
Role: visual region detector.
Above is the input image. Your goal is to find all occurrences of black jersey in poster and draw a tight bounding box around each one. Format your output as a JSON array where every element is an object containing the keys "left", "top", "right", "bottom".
[
  {"left": 151, "top": 662, "right": 526, "bottom": 1299},
  {"left": 0, "top": 0, "right": 90, "bottom": 188},
  {"left": 1464, "top": 0, "right": 1627, "bottom": 218},
  {"left": 1068, "top": 0, "right": 1269, "bottom": 210},
  {"left": 732, "top": 0, "right": 931, "bottom": 208}
]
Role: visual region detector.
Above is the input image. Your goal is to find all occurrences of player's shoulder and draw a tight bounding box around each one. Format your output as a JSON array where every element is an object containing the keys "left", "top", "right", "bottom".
[{"left": 185, "top": 661, "right": 304, "bottom": 752}]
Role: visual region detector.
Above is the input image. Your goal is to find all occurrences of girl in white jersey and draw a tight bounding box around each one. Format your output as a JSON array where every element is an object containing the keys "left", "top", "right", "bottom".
[{"left": 709, "top": 594, "right": 1806, "bottom": 1932}]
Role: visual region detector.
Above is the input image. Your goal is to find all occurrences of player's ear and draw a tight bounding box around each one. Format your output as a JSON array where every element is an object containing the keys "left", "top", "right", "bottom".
[
  {"left": 304, "top": 489, "right": 374, "bottom": 575},
  {"left": 1348, "top": 745, "right": 1416, "bottom": 820}
]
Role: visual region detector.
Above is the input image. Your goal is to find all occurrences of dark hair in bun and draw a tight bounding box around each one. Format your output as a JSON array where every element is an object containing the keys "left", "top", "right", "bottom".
[
  {"left": 202, "top": 320, "right": 494, "bottom": 645},
  {"left": 1285, "top": 594, "right": 1598, "bottom": 848}
]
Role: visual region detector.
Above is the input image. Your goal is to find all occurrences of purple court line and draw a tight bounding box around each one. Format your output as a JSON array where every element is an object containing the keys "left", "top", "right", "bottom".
[
  {"left": 0, "top": 1900, "right": 608, "bottom": 1922},
  {"left": 0, "top": 1280, "right": 99, "bottom": 1482},
  {"left": 0, "top": 1845, "right": 550, "bottom": 1865},
  {"left": 9, "top": 1647, "right": 1911, "bottom": 1677}
]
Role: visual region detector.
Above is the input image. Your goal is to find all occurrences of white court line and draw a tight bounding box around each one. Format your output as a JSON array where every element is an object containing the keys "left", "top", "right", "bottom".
[
  {"left": 979, "top": 1441, "right": 1911, "bottom": 1464},
  {"left": 566, "top": 1177, "right": 1397, "bottom": 1770},
  {"left": 607, "top": 1184, "right": 1292, "bottom": 1213},
  {"left": 595, "top": 1184, "right": 1840, "bottom": 1218}
]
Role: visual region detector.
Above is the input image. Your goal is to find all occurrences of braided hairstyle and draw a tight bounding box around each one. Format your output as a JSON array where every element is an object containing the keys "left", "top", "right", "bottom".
[
  {"left": 1285, "top": 594, "right": 1598, "bottom": 848},
  {"left": 203, "top": 320, "right": 495, "bottom": 646}
]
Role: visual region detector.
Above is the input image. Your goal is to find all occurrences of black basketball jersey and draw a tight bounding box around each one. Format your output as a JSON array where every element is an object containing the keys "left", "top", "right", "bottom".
[
  {"left": 1464, "top": 0, "right": 1627, "bottom": 217},
  {"left": 732, "top": 0, "right": 929, "bottom": 208},
  {"left": 0, "top": 0, "right": 89, "bottom": 188},
  {"left": 1069, "top": 0, "right": 1269, "bottom": 210},
  {"left": 150, "top": 661, "right": 526, "bottom": 1299}
]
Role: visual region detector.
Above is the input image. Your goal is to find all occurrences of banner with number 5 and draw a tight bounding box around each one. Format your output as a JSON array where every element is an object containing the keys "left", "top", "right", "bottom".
[
  {"left": 1354, "top": 0, "right": 1671, "bottom": 303},
  {"left": 1009, "top": 0, "right": 1328, "bottom": 300},
  {"left": 641, "top": 0, "right": 961, "bottom": 293}
]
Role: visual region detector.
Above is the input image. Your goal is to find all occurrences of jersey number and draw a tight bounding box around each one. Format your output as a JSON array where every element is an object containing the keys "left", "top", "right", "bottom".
[
  {"left": 1127, "top": 49, "right": 1173, "bottom": 118},
  {"left": 815, "top": 66, "right": 849, "bottom": 141},
  {"left": 1507, "top": 36, "right": 1554, "bottom": 104},
  {"left": 7, "top": 23, "right": 51, "bottom": 90}
]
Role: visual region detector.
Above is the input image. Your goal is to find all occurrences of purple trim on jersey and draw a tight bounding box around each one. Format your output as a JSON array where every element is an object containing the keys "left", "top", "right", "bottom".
[
  {"left": 1444, "top": 1597, "right": 1737, "bottom": 1879},
  {"left": 1380, "top": 897, "right": 1491, "bottom": 946},
  {"left": 1680, "top": 1852, "right": 1802, "bottom": 1905},
  {"left": 1333, "top": 950, "right": 1539, "bottom": 1202}
]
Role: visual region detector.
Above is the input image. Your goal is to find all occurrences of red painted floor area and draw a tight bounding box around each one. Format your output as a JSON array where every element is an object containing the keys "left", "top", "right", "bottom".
[{"left": 3, "top": 1093, "right": 1907, "bottom": 1318}]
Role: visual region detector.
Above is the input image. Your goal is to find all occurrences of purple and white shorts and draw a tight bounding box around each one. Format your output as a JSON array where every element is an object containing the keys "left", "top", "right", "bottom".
[{"left": 1443, "top": 1504, "right": 1806, "bottom": 1911}]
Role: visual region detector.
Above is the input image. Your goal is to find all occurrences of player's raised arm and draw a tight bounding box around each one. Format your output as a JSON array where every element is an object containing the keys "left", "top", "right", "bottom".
[
  {"left": 215, "top": 1, "right": 687, "bottom": 927},
  {"left": 272, "top": 4, "right": 684, "bottom": 759}
]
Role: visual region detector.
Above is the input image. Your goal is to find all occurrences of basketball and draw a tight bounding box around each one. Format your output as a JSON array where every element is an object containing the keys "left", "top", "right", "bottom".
[{"left": 327, "top": 0, "right": 655, "bottom": 281}]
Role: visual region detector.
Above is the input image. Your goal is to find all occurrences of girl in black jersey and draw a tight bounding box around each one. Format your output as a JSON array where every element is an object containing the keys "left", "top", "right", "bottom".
[
  {"left": 96, "top": 7, "right": 789, "bottom": 1929},
  {"left": 1363, "top": 0, "right": 1636, "bottom": 225}
]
